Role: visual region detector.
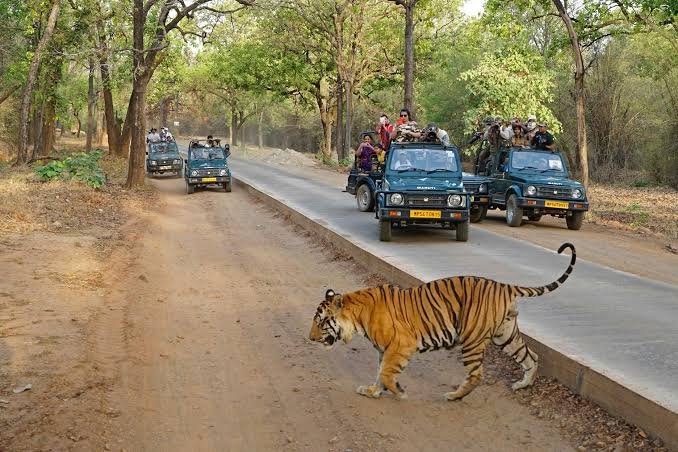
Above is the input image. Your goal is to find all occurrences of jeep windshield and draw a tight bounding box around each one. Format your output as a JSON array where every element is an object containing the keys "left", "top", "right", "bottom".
[
  {"left": 190, "top": 148, "right": 226, "bottom": 160},
  {"left": 389, "top": 148, "right": 459, "bottom": 174},
  {"left": 150, "top": 142, "right": 178, "bottom": 154},
  {"left": 510, "top": 150, "right": 566, "bottom": 174}
]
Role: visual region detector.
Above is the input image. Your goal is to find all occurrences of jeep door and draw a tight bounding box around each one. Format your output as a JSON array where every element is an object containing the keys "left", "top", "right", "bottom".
[{"left": 489, "top": 150, "right": 510, "bottom": 206}]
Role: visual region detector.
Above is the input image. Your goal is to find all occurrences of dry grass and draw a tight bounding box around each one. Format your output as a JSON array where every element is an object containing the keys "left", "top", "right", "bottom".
[
  {"left": 587, "top": 184, "right": 678, "bottom": 240},
  {"left": 0, "top": 151, "right": 156, "bottom": 236}
]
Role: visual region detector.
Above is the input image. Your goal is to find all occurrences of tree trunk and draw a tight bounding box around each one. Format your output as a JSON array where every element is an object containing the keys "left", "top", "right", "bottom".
[
  {"left": 553, "top": 0, "right": 589, "bottom": 186},
  {"left": 40, "top": 101, "right": 57, "bottom": 158},
  {"left": 231, "top": 106, "right": 238, "bottom": 146},
  {"left": 125, "top": 85, "right": 148, "bottom": 188},
  {"left": 258, "top": 110, "right": 264, "bottom": 149},
  {"left": 74, "top": 109, "right": 81, "bottom": 138},
  {"left": 86, "top": 58, "right": 98, "bottom": 151},
  {"left": 124, "top": 0, "right": 147, "bottom": 189},
  {"left": 335, "top": 77, "right": 345, "bottom": 160},
  {"left": 16, "top": 0, "right": 61, "bottom": 164},
  {"left": 97, "top": 20, "right": 123, "bottom": 156},
  {"left": 160, "top": 97, "right": 170, "bottom": 126},
  {"left": 344, "top": 80, "right": 353, "bottom": 154},
  {"left": 120, "top": 92, "right": 136, "bottom": 155},
  {"left": 321, "top": 115, "right": 333, "bottom": 160},
  {"left": 403, "top": 0, "right": 416, "bottom": 114}
]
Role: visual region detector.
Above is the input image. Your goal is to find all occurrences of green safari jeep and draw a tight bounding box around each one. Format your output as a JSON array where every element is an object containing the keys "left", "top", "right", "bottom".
[
  {"left": 184, "top": 139, "right": 232, "bottom": 194},
  {"left": 486, "top": 147, "right": 589, "bottom": 229},
  {"left": 146, "top": 141, "right": 183, "bottom": 177},
  {"left": 376, "top": 142, "right": 470, "bottom": 242}
]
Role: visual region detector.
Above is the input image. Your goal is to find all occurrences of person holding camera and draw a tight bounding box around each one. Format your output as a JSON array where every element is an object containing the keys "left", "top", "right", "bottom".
[{"left": 377, "top": 114, "right": 395, "bottom": 152}]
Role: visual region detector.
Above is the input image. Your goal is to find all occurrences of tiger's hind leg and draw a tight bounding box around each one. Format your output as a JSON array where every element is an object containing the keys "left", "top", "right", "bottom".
[
  {"left": 492, "top": 312, "right": 538, "bottom": 391},
  {"left": 444, "top": 341, "right": 488, "bottom": 401},
  {"left": 357, "top": 351, "right": 385, "bottom": 398}
]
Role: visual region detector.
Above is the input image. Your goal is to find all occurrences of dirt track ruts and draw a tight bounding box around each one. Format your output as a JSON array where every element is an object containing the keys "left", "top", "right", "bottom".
[{"left": 94, "top": 177, "right": 572, "bottom": 451}]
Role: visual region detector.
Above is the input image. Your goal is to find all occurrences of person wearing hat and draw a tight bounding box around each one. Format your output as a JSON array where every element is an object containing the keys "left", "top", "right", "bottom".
[
  {"left": 531, "top": 123, "right": 555, "bottom": 150},
  {"left": 525, "top": 115, "right": 538, "bottom": 142}
]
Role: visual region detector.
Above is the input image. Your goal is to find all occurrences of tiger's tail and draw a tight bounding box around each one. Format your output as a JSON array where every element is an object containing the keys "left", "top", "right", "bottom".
[{"left": 514, "top": 243, "right": 576, "bottom": 298}]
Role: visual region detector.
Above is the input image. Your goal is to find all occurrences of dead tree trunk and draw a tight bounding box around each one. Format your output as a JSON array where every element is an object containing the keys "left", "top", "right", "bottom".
[
  {"left": 16, "top": 0, "right": 61, "bottom": 164},
  {"left": 553, "top": 0, "right": 589, "bottom": 186}
]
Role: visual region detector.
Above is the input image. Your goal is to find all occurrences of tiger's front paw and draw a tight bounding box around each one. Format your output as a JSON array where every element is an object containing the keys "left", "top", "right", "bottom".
[
  {"left": 443, "top": 390, "right": 463, "bottom": 401},
  {"left": 356, "top": 385, "right": 382, "bottom": 399}
]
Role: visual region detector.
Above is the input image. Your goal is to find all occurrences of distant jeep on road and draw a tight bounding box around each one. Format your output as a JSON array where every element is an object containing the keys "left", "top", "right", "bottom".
[
  {"left": 376, "top": 142, "right": 470, "bottom": 242},
  {"left": 478, "top": 147, "right": 589, "bottom": 229}
]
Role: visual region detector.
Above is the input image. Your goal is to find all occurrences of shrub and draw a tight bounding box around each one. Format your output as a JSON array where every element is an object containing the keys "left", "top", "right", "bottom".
[{"left": 35, "top": 150, "right": 106, "bottom": 188}]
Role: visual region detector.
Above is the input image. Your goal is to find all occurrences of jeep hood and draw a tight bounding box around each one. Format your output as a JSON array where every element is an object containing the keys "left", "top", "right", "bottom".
[
  {"left": 386, "top": 175, "right": 463, "bottom": 191},
  {"left": 511, "top": 174, "right": 583, "bottom": 187}
]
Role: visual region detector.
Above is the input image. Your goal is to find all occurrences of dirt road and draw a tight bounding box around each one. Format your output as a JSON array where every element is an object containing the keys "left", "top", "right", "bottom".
[{"left": 96, "top": 178, "right": 576, "bottom": 451}]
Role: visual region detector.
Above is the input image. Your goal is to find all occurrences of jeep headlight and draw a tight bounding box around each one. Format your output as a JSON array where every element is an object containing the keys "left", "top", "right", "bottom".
[
  {"left": 572, "top": 188, "right": 583, "bottom": 199},
  {"left": 479, "top": 183, "right": 487, "bottom": 193},
  {"left": 447, "top": 194, "right": 463, "bottom": 207},
  {"left": 174, "top": 159, "right": 181, "bottom": 165},
  {"left": 191, "top": 170, "right": 198, "bottom": 177},
  {"left": 219, "top": 169, "right": 228, "bottom": 176},
  {"left": 389, "top": 193, "right": 404, "bottom": 206},
  {"left": 526, "top": 185, "right": 536, "bottom": 196},
  {"left": 150, "top": 160, "right": 157, "bottom": 165}
]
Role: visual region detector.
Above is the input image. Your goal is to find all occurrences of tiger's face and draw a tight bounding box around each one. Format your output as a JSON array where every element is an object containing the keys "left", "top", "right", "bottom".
[{"left": 309, "top": 289, "right": 344, "bottom": 349}]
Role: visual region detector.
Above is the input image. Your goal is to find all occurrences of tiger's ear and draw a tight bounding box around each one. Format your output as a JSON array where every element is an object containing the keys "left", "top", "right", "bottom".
[{"left": 325, "top": 289, "right": 343, "bottom": 309}]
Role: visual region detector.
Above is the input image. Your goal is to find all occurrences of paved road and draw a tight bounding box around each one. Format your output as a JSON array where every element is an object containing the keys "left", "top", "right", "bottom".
[{"left": 229, "top": 157, "right": 678, "bottom": 414}]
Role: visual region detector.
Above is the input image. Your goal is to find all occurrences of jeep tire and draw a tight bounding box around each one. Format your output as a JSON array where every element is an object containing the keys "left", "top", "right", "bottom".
[
  {"left": 379, "top": 220, "right": 392, "bottom": 242},
  {"left": 224, "top": 181, "right": 232, "bottom": 192},
  {"left": 527, "top": 213, "right": 542, "bottom": 222},
  {"left": 356, "top": 184, "right": 375, "bottom": 212},
  {"left": 566, "top": 211, "right": 584, "bottom": 230},
  {"left": 186, "top": 183, "right": 195, "bottom": 194},
  {"left": 455, "top": 221, "right": 469, "bottom": 242},
  {"left": 506, "top": 194, "right": 523, "bottom": 227},
  {"left": 470, "top": 205, "right": 488, "bottom": 223}
]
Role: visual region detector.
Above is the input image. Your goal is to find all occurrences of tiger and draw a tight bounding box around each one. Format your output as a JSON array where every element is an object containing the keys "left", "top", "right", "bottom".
[{"left": 309, "top": 242, "right": 576, "bottom": 401}]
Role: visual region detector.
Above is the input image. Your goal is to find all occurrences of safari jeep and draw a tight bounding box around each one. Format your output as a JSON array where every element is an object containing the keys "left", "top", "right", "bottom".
[
  {"left": 485, "top": 147, "right": 589, "bottom": 229},
  {"left": 146, "top": 141, "right": 182, "bottom": 177},
  {"left": 184, "top": 139, "right": 232, "bottom": 194},
  {"left": 462, "top": 172, "right": 491, "bottom": 223},
  {"left": 376, "top": 142, "right": 470, "bottom": 242}
]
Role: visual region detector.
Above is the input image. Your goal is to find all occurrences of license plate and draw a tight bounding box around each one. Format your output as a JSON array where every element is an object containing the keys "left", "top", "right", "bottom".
[
  {"left": 202, "top": 177, "right": 217, "bottom": 182},
  {"left": 160, "top": 165, "right": 172, "bottom": 170},
  {"left": 410, "top": 210, "right": 441, "bottom": 219},
  {"left": 545, "top": 200, "right": 569, "bottom": 209},
  {"left": 472, "top": 196, "right": 489, "bottom": 203}
]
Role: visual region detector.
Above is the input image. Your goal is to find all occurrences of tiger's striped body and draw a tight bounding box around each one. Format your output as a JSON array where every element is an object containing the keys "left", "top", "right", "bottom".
[{"left": 309, "top": 243, "right": 576, "bottom": 401}]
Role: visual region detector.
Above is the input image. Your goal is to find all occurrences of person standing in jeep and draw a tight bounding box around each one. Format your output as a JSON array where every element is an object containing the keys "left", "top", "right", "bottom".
[
  {"left": 531, "top": 123, "right": 556, "bottom": 150},
  {"left": 377, "top": 114, "right": 395, "bottom": 153}
]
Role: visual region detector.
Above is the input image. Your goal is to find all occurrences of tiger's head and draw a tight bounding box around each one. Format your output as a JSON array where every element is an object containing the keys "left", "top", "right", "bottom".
[{"left": 309, "top": 289, "right": 347, "bottom": 348}]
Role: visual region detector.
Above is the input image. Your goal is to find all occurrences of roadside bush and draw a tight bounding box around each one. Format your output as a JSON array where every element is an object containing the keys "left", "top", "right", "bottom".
[{"left": 35, "top": 150, "right": 106, "bottom": 188}]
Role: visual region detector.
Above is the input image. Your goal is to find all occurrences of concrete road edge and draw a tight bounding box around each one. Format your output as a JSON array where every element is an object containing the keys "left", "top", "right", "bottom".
[{"left": 234, "top": 176, "right": 678, "bottom": 450}]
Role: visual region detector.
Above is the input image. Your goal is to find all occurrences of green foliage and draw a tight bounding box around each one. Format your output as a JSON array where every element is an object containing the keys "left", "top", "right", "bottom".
[
  {"left": 459, "top": 51, "right": 561, "bottom": 134},
  {"left": 35, "top": 150, "right": 106, "bottom": 188}
]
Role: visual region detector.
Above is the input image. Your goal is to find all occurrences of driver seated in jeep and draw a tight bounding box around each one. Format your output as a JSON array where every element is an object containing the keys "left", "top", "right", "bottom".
[{"left": 393, "top": 151, "right": 412, "bottom": 170}]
